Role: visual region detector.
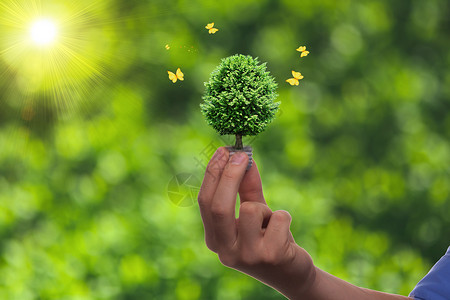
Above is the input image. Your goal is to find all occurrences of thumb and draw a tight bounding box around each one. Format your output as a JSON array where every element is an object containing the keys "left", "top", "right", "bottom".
[{"left": 238, "top": 159, "right": 267, "bottom": 205}]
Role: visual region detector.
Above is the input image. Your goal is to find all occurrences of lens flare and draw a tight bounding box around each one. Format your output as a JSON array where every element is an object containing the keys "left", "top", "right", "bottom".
[
  {"left": 30, "top": 19, "right": 57, "bottom": 46},
  {"left": 0, "top": 0, "right": 119, "bottom": 121}
]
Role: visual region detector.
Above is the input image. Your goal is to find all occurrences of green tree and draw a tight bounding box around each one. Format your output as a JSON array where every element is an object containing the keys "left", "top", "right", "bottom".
[{"left": 200, "top": 54, "right": 280, "bottom": 149}]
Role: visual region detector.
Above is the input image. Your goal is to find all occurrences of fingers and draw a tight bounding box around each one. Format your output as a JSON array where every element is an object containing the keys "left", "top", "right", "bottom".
[
  {"left": 238, "top": 159, "right": 267, "bottom": 205},
  {"left": 197, "top": 147, "right": 229, "bottom": 250},
  {"left": 198, "top": 147, "right": 229, "bottom": 207},
  {"left": 198, "top": 147, "right": 268, "bottom": 253},
  {"left": 238, "top": 202, "right": 272, "bottom": 247},
  {"left": 210, "top": 151, "right": 249, "bottom": 248},
  {"left": 264, "top": 210, "right": 293, "bottom": 246}
]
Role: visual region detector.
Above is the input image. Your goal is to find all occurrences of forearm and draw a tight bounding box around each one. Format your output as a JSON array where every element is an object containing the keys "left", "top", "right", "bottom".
[
  {"left": 241, "top": 243, "right": 412, "bottom": 300},
  {"left": 296, "top": 267, "right": 412, "bottom": 300}
]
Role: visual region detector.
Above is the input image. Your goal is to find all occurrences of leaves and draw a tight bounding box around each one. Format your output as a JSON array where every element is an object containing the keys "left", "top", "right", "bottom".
[{"left": 201, "top": 55, "right": 279, "bottom": 136}]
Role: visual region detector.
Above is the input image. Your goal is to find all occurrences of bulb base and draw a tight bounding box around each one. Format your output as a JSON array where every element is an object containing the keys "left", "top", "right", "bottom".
[{"left": 226, "top": 146, "right": 253, "bottom": 171}]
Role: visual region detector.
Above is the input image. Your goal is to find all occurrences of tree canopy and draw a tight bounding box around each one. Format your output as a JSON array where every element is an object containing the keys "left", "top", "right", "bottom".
[{"left": 201, "top": 54, "right": 279, "bottom": 137}]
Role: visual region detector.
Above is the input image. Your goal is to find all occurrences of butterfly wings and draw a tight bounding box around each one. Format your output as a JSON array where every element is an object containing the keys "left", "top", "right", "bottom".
[
  {"left": 285, "top": 78, "right": 299, "bottom": 86},
  {"left": 168, "top": 34, "right": 307, "bottom": 86},
  {"left": 167, "top": 22, "right": 219, "bottom": 83},
  {"left": 286, "top": 71, "right": 303, "bottom": 86},
  {"left": 168, "top": 68, "right": 184, "bottom": 83},
  {"left": 209, "top": 28, "right": 219, "bottom": 34},
  {"left": 286, "top": 46, "right": 309, "bottom": 85},
  {"left": 205, "top": 22, "right": 219, "bottom": 34},
  {"left": 296, "top": 46, "right": 309, "bottom": 57},
  {"left": 168, "top": 71, "right": 177, "bottom": 83},
  {"left": 166, "top": 23, "right": 219, "bottom": 83}
]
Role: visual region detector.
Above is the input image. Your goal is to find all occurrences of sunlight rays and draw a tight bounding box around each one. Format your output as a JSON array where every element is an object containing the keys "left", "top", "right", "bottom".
[{"left": 0, "top": 0, "right": 114, "bottom": 120}]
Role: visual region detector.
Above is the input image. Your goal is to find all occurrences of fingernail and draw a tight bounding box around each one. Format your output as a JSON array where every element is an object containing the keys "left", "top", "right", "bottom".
[
  {"left": 213, "top": 147, "right": 224, "bottom": 160},
  {"left": 230, "top": 152, "right": 246, "bottom": 165}
]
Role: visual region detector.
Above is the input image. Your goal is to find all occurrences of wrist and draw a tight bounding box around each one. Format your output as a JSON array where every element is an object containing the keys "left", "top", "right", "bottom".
[{"left": 279, "top": 245, "right": 317, "bottom": 300}]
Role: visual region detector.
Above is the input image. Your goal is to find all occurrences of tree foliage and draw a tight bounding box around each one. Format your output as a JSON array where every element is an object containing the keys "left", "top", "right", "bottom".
[{"left": 200, "top": 54, "right": 279, "bottom": 137}]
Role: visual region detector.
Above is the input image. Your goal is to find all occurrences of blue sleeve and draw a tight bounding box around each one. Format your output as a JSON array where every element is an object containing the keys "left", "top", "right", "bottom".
[{"left": 409, "top": 246, "right": 450, "bottom": 300}]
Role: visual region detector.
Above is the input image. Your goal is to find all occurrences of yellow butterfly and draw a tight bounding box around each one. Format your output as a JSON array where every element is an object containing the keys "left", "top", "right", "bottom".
[
  {"left": 205, "top": 22, "right": 219, "bottom": 34},
  {"left": 286, "top": 71, "right": 304, "bottom": 86},
  {"left": 165, "top": 44, "right": 170, "bottom": 50},
  {"left": 168, "top": 68, "right": 184, "bottom": 83},
  {"left": 296, "top": 46, "right": 309, "bottom": 57}
]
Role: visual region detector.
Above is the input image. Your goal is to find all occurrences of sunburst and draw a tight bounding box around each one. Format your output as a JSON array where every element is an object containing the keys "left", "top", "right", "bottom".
[{"left": 0, "top": 0, "right": 116, "bottom": 121}]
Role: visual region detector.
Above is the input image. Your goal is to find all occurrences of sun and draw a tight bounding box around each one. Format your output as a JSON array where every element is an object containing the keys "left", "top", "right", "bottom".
[
  {"left": 0, "top": 0, "right": 117, "bottom": 119},
  {"left": 30, "top": 19, "right": 58, "bottom": 46}
]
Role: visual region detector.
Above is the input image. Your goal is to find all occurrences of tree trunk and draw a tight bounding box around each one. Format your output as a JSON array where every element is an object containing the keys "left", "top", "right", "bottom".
[{"left": 234, "top": 134, "right": 243, "bottom": 150}]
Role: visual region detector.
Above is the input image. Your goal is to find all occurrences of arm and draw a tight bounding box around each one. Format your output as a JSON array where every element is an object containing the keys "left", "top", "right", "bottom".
[
  {"left": 197, "top": 147, "right": 412, "bottom": 300},
  {"left": 304, "top": 268, "right": 411, "bottom": 300}
]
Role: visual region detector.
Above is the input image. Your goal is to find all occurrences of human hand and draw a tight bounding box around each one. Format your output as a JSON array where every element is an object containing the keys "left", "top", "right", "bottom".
[{"left": 197, "top": 147, "right": 315, "bottom": 299}]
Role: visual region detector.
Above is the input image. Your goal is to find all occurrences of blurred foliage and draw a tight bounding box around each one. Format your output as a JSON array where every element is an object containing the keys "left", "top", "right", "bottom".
[{"left": 0, "top": 0, "right": 449, "bottom": 299}]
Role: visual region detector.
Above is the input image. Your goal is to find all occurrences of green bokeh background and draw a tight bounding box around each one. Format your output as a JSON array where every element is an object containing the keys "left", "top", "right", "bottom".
[{"left": 1, "top": 0, "right": 449, "bottom": 299}]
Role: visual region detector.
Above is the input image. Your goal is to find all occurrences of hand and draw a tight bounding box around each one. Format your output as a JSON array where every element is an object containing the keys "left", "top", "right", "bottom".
[{"left": 197, "top": 147, "right": 315, "bottom": 299}]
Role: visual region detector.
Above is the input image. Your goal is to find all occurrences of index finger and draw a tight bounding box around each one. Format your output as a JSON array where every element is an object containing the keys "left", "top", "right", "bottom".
[
  {"left": 210, "top": 151, "right": 249, "bottom": 248},
  {"left": 198, "top": 147, "right": 229, "bottom": 207},
  {"left": 197, "top": 147, "right": 229, "bottom": 250}
]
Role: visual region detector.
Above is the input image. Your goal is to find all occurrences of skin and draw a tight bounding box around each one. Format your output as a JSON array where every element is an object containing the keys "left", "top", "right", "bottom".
[{"left": 198, "top": 147, "right": 413, "bottom": 300}]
